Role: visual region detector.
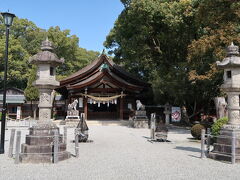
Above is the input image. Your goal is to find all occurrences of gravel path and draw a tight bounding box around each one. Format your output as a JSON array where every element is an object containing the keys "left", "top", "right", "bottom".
[{"left": 0, "top": 124, "right": 240, "bottom": 180}]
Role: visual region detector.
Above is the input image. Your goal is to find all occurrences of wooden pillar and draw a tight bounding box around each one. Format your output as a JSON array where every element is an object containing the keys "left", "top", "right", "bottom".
[
  {"left": 84, "top": 97, "right": 88, "bottom": 120},
  {"left": 120, "top": 97, "right": 124, "bottom": 120}
]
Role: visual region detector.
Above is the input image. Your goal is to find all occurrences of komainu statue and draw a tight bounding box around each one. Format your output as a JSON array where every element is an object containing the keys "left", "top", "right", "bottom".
[
  {"left": 68, "top": 99, "right": 78, "bottom": 111},
  {"left": 130, "top": 100, "right": 148, "bottom": 128},
  {"left": 136, "top": 100, "right": 145, "bottom": 111}
]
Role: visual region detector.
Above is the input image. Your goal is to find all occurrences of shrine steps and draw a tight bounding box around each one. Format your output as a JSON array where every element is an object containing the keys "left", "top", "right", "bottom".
[{"left": 85, "top": 120, "right": 129, "bottom": 126}]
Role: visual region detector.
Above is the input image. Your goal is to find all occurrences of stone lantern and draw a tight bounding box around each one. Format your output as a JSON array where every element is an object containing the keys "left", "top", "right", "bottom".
[
  {"left": 30, "top": 38, "right": 64, "bottom": 123},
  {"left": 210, "top": 43, "right": 240, "bottom": 162},
  {"left": 20, "top": 39, "right": 70, "bottom": 163},
  {"left": 164, "top": 103, "right": 171, "bottom": 125},
  {"left": 216, "top": 43, "right": 240, "bottom": 128}
]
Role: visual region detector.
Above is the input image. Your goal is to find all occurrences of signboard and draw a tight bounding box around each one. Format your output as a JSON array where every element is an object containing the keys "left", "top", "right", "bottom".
[
  {"left": 79, "top": 98, "right": 83, "bottom": 108},
  {"left": 16, "top": 106, "right": 21, "bottom": 120},
  {"left": 171, "top": 107, "right": 181, "bottom": 122},
  {"left": 127, "top": 103, "right": 132, "bottom": 110}
]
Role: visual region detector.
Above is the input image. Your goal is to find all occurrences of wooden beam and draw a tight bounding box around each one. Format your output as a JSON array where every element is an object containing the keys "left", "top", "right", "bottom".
[
  {"left": 120, "top": 97, "right": 124, "bottom": 120},
  {"left": 84, "top": 97, "right": 88, "bottom": 120},
  {"left": 88, "top": 88, "right": 120, "bottom": 93}
]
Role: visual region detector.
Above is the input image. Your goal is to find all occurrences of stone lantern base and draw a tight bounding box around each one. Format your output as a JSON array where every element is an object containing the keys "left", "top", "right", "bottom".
[
  {"left": 61, "top": 110, "right": 80, "bottom": 127},
  {"left": 20, "top": 123, "right": 71, "bottom": 163},
  {"left": 129, "top": 110, "right": 149, "bottom": 128},
  {"left": 209, "top": 127, "right": 240, "bottom": 162}
]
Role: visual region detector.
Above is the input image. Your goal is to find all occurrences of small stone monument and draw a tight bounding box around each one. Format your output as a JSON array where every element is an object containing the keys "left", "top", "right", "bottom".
[
  {"left": 150, "top": 113, "right": 168, "bottom": 141},
  {"left": 155, "top": 120, "right": 168, "bottom": 141},
  {"left": 210, "top": 43, "right": 240, "bottom": 162},
  {"left": 130, "top": 100, "right": 148, "bottom": 128},
  {"left": 76, "top": 113, "right": 89, "bottom": 142},
  {"left": 20, "top": 39, "right": 71, "bottom": 163}
]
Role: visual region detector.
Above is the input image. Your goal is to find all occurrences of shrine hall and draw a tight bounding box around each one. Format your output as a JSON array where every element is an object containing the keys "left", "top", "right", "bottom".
[{"left": 56, "top": 53, "right": 150, "bottom": 120}]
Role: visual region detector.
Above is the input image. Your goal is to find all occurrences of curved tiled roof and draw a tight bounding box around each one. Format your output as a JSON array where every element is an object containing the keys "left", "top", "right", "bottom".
[
  {"left": 56, "top": 53, "right": 150, "bottom": 96},
  {"left": 60, "top": 55, "right": 108, "bottom": 84},
  {"left": 60, "top": 54, "right": 150, "bottom": 87},
  {"left": 67, "top": 70, "right": 142, "bottom": 91}
]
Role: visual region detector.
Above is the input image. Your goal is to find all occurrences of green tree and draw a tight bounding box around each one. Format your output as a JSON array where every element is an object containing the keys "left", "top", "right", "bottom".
[
  {"left": 47, "top": 26, "right": 99, "bottom": 80},
  {"left": 188, "top": 0, "right": 240, "bottom": 81},
  {"left": 24, "top": 67, "right": 39, "bottom": 117},
  {"left": 0, "top": 17, "right": 99, "bottom": 97},
  {"left": 105, "top": 0, "right": 198, "bottom": 108},
  {"left": 187, "top": 0, "right": 240, "bottom": 115},
  {"left": 105, "top": 0, "right": 240, "bottom": 118},
  {"left": 0, "top": 17, "right": 43, "bottom": 90}
]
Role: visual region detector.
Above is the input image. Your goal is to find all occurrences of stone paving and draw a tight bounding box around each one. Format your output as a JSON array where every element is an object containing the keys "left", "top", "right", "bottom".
[{"left": 0, "top": 123, "right": 240, "bottom": 180}]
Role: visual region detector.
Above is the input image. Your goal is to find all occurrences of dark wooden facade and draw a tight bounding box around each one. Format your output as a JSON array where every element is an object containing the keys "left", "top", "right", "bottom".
[{"left": 56, "top": 54, "right": 150, "bottom": 120}]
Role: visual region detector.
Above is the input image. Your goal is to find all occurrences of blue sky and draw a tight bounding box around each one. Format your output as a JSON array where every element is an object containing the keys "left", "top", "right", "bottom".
[{"left": 0, "top": 0, "right": 124, "bottom": 52}]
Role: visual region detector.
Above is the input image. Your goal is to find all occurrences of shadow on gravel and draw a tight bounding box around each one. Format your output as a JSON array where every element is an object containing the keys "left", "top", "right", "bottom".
[
  {"left": 142, "top": 136, "right": 171, "bottom": 143},
  {"left": 175, "top": 146, "right": 201, "bottom": 153},
  {"left": 168, "top": 129, "right": 190, "bottom": 134},
  {"left": 142, "top": 136, "right": 151, "bottom": 139},
  {"left": 187, "top": 138, "right": 201, "bottom": 143},
  {"left": 72, "top": 140, "right": 94, "bottom": 143},
  {"left": 188, "top": 155, "right": 201, "bottom": 159}
]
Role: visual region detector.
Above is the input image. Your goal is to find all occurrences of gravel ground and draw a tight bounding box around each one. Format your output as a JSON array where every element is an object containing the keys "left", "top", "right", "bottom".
[{"left": 0, "top": 123, "right": 240, "bottom": 180}]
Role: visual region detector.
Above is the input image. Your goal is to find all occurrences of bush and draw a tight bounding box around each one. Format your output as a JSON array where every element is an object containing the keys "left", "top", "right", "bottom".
[
  {"left": 191, "top": 124, "right": 205, "bottom": 139},
  {"left": 211, "top": 117, "right": 228, "bottom": 136}
]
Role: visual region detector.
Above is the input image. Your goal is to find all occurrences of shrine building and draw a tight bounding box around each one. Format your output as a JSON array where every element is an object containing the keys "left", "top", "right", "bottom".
[{"left": 56, "top": 53, "right": 150, "bottom": 120}]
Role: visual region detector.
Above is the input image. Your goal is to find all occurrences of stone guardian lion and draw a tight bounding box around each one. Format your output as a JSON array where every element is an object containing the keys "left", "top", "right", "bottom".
[{"left": 136, "top": 100, "right": 145, "bottom": 111}]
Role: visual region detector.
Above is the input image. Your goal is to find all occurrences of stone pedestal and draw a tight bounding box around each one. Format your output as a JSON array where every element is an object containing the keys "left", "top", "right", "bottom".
[
  {"left": 20, "top": 123, "right": 71, "bottom": 163},
  {"left": 129, "top": 110, "right": 148, "bottom": 128},
  {"left": 62, "top": 110, "right": 80, "bottom": 127},
  {"left": 210, "top": 91, "right": 240, "bottom": 162},
  {"left": 209, "top": 127, "right": 240, "bottom": 162}
]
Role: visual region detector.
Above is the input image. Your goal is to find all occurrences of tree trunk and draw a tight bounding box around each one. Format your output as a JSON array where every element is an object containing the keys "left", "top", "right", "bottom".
[
  {"left": 30, "top": 100, "right": 33, "bottom": 117},
  {"left": 181, "top": 106, "right": 191, "bottom": 125}
]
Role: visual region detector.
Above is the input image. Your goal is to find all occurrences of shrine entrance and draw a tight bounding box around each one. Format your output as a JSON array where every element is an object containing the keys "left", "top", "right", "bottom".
[
  {"left": 80, "top": 93, "right": 125, "bottom": 120},
  {"left": 56, "top": 53, "right": 150, "bottom": 120},
  {"left": 87, "top": 101, "right": 118, "bottom": 120}
]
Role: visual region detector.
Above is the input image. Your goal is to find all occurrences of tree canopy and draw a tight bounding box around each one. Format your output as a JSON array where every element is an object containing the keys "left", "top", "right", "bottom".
[
  {"left": 105, "top": 0, "right": 240, "bottom": 116},
  {"left": 0, "top": 17, "right": 99, "bottom": 100}
]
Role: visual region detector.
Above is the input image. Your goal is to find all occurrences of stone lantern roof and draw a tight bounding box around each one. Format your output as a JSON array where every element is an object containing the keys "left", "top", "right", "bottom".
[
  {"left": 29, "top": 38, "right": 64, "bottom": 65},
  {"left": 216, "top": 42, "right": 240, "bottom": 68}
]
